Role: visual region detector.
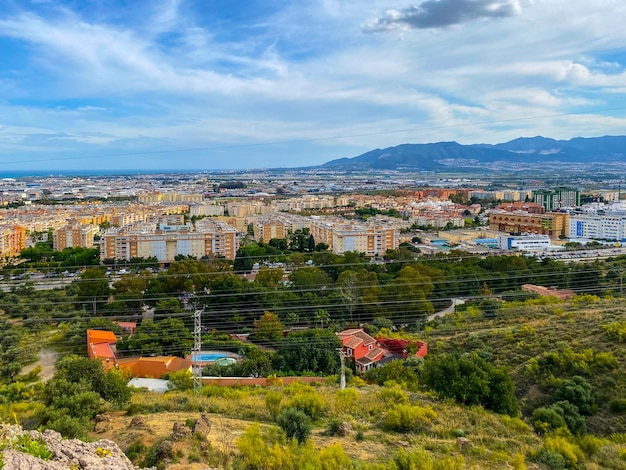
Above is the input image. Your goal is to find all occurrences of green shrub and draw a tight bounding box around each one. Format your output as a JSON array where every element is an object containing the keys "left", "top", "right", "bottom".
[
  {"left": 610, "top": 398, "right": 626, "bottom": 414},
  {"left": 382, "top": 404, "right": 437, "bottom": 433},
  {"left": 531, "top": 407, "right": 567, "bottom": 435},
  {"left": 534, "top": 449, "right": 567, "bottom": 469},
  {"left": 265, "top": 390, "right": 283, "bottom": 421},
  {"left": 12, "top": 435, "right": 52, "bottom": 460},
  {"left": 276, "top": 407, "right": 312, "bottom": 444},
  {"left": 288, "top": 390, "right": 326, "bottom": 420}
]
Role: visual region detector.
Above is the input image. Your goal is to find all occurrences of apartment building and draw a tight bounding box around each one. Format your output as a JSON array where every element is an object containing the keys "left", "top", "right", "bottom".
[
  {"left": 101, "top": 219, "right": 238, "bottom": 262},
  {"left": 0, "top": 225, "right": 26, "bottom": 258},
  {"left": 137, "top": 192, "right": 204, "bottom": 204},
  {"left": 309, "top": 217, "right": 397, "bottom": 256},
  {"left": 189, "top": 202, "right": 225, "bottom": 217},
  {"left": 253, "top": 218, "right": 286, "bottom": 243},
  {"left": 489, "top": 211, "right": 570, "bottom": 239},
  {"left": 53, "top": 224, "right": 97, "bottom": 250},
  {"left": 570, "top": 214, "right": 626, "bottom": 241},
  {"left": 533, "top": 188, "right": 580, "bottom": 211}
]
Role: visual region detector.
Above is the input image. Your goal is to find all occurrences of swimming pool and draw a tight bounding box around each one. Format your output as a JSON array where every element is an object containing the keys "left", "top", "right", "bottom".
[{"left": 193, "top": 353, "right": 227, "bottom": 362}]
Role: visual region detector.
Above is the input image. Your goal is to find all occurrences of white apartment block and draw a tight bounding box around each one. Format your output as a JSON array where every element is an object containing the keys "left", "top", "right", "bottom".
[
  {"left": 101, "top": 220, "right": 238, "bottom": 262},
  {"left": 310, "top": 218, "right": 397, "bottom": 256},
  {"left": 570, "top": 214, "right": 626, "bottom": 241},
  {"left": 189, "top": 203, "right": 225, "bottom": 217}
]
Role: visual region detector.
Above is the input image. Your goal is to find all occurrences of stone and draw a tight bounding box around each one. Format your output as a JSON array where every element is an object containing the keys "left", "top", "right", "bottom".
[
  {"left": 1, "top": 424, "right": 154, "bottom": 470},
  {"left": 129, "top": 416, "right": 148, "bottom": 429},
  {"left": 336, "top": 422, "right": 353, "bottom": 437},
  {"left": 156, "top": 439, "right": 175, "bottom": 461},
  {"left": 171, "top": 422, "right": 191, "bottom": 441},
  {"left": 193, "top": 414, "right": 212, "bottom": 436},
  {"left": 457, "top": 437, "right": 471, "bottom": 453}
]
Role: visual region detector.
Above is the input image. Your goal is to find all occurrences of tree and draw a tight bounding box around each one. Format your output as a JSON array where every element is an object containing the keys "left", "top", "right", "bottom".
[
  {"left": 275, "top": 329, "right": 341, "bottom": 374},
  {"left": 421, "top": 353, "right": 519, "bottom": 416},
  {"left": 255, "top": 267, "right": 284, "bottom": 289},
  {"left": 75, "top": 267, "right": 111, "bottom": 314},
  {"left": 277, "top": 408, "right": 312, "bottom": 444},
  {"left": 39, "top": 355, "right": 130, "bottom": 438},
  {"left": 117, "top": 318, "right": 192, "bottom": 357},
  {"left": 250, "top": 311, "right": 284, "bottom": 346},
  {"left": 554, "top": 376, "right": 595, "bottom": 416}
]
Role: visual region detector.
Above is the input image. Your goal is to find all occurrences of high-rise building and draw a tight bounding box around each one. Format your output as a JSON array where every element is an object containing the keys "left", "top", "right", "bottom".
[
  {"left": 489, "top": 211, "right": 570, "bottom": 239},
  {"left": 533, "top": 188, "right": 580, "bottom": 211}
]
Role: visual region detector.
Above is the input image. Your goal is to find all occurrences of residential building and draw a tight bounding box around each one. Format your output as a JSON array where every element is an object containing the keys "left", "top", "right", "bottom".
[
  {"left": 569, "top": 214, "right": 626, "bottom": 241},
  {"left": 336, "top": 329, "right": 428, "bottom": 373},
  {"left": 137, "top": 192, "right": 203, "bottom": 204},
  {"left": 101, "top": 219, "right": 238, "bottom": 262},
  {"left": 53, "top": 224, "right": 97, "bottom": 250},
  {"left": 0, "top": 225, "right": 26, "bottom": 258},
  {"left": 253, "top": 218, "right": 287, "bottom": 243},
  {"left": 336, "top": 329, "right": 387, "bottom": 373},
  {"left": 533, "top": 188, "right": 580, "bottom": 211},
  {"left": 489, "top": 211, "right": 570, "bottom": 239}
]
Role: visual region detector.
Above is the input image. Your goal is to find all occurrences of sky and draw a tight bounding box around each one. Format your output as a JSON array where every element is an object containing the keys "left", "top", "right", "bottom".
[{"left": 1, "top": 0, "right": 626, "bottom": 173}]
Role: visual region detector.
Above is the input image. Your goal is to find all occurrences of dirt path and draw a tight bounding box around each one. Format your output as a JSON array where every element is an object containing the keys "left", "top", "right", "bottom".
[{"left": 22, "top": 348, "right": 59, "bottom": 382}]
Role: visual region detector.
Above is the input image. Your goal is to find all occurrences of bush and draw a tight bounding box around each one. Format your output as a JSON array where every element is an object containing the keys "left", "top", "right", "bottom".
[
  {"left": 382, "top": 404, "right": 437, "bottom": 433},
  {"left": 531, "top": 407, "right": 567, "bottom": 435},
  {"left": 610, "top": 398, "right": 626, "bottom": 414},
  {"left": 277, "top": 407, "right": 312, "bottom": 444},
  {"left": 554, "top": 376, "right": 595, "bottom": 416},
  {"left": 265, "top": 390, "right": 283, "bottom": 421},
  {"left": 288, "top": 389, "right": 326, "bottom": 420}
]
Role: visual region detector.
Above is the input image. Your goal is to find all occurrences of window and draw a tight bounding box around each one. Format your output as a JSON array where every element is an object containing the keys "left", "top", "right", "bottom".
[{"left": 346, "top": 348, "right": 352, "bottom": 357}]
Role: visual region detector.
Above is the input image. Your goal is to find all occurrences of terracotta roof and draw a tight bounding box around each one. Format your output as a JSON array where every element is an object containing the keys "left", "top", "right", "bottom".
[
  {"left": 117, "top": 356, "right": 191, "bottom": 379},
  {"left": 353, "top": 330, "right": 376, "bottom": 346},
  {"left": 90, "top": 342, "right": 115, "bottom": 360},
  {"left": 336, "top": 329, "right": 363, "bottom": 336},
  {"left": 345, "top": 337, "right": 363, "bottom": 349},
  {"left": 364, "top": 347, "right": 386, "bottom": 362},
  {"left": 87, "top": 329, "right": 117, "bottom": 344}
]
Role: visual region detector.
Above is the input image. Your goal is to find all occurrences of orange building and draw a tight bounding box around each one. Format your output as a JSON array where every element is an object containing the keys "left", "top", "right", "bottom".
[{"left": 489, "top": 211, "right": 569, "bottom": 239}]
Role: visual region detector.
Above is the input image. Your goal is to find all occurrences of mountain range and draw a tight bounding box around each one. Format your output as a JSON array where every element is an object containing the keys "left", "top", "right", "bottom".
[{"left": 320, "top": 135, "right": 626, "bottom": 172}]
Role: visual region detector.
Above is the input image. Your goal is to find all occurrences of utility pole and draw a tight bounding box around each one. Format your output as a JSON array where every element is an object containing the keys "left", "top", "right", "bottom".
[
  {"left": 337, "top": 349, "right": 347, "bottom": 390},
  {"left": 192, "top": 307, "right": 203, "bottom": 394}
]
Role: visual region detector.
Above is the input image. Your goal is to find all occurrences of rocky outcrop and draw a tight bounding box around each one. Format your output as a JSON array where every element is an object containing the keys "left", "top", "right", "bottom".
[{"left": 0, "top": 424, "right": 154, "bottom": 470}]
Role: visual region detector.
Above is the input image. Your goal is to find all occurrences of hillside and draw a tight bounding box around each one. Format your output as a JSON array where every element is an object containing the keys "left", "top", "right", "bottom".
[{"left": 319, "top": 135, "right": 626, "bottom": 172}]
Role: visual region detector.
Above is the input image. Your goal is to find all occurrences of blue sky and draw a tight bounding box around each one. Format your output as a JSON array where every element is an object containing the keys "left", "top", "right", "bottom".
[{"left": 1, "top": 0, "right": 626, "bottom": 172}]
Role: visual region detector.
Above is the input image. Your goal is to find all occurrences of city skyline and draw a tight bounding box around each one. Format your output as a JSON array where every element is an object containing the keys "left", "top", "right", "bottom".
[{"left": 1, "top": 0, "right": 626, "bottom": 172}]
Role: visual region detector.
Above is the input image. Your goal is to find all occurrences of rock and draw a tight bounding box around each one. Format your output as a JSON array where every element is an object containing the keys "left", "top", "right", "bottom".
[
  {"left": 397, "top": 440, "right": 410, "bottom": 448},
  {"left": 129, "top": 416, "right": 148, "bottom": 429},
  {"left": 95, "top": 414, "right": 112, "bottom": 423},
  {"left": 1, "top": 424, "right": 154, "bottom": 470},
  {"left": 457, "top": 437, "right": 471, "bottom": 453},
  {"left": 193, "top": 414, "right": 211, "bottom": 436},
  {"left": 336, "top": 422, "right": 353, "bottom": 437},
  {"left": 156, "top": 439, "right": 175, "bottom": 461},
  {"left": 171, "top": 422, "right": 191, "bottom": 441}
]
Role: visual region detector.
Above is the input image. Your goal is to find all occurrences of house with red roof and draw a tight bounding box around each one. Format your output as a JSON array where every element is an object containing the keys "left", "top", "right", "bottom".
[
  {"left": 336, "top": 328, "right": 428, "bottom": 373},
  {"left": 86, "top": 329, "right": 190, "bottom": 378}
]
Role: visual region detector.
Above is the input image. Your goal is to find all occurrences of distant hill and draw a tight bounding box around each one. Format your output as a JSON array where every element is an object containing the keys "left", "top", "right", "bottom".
[{"left": 320, "top": 135, "right": 626, "bottom": 171}]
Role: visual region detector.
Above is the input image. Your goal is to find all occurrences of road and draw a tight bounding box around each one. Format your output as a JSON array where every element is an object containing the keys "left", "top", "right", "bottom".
[
  {"left": 0, "top": 278, "right": 74, "bottom": 292},
  {"left": 427, "top": 298, "right": 466, "bottom": 322}
]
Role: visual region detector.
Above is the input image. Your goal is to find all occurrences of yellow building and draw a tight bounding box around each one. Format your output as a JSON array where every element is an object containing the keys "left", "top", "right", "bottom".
[
  {"left": 53, "top": 224, "right": 97, "bottom": 250},
  {"left": 489, "top": 211, "right": 570, "bottom": 239}
]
